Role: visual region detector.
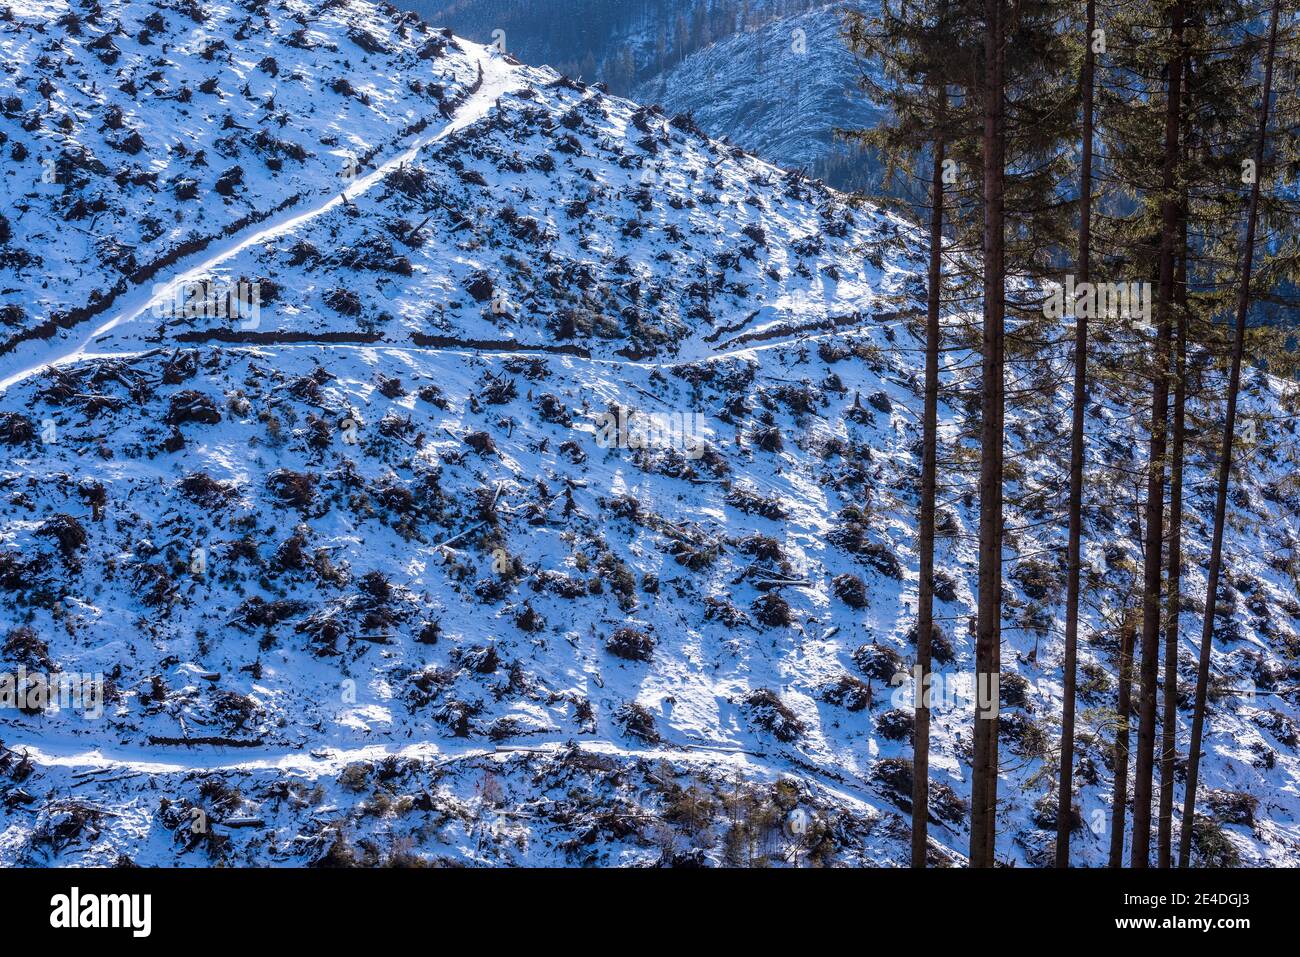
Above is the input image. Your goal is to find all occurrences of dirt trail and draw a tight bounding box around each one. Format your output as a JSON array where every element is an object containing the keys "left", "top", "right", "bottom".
[{"left": 0, "top": 52, "right": 522, "bottom": 395}]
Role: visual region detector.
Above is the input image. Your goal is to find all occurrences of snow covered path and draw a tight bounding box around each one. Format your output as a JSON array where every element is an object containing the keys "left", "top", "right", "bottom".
[
  {"left": 0, "top": 307, "right": 922, "bottom": 390},
  {"left": 0, "top": 51, "right": 522, "bottom": 395},
  {"left": 2, "top": 731, "right": 967, "bottom": 857},
  {"left": 5, "top": 732, "right": 754, "bottom": 775}
]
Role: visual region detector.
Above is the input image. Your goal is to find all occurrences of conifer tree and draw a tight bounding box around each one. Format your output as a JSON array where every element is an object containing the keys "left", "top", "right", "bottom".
[
  {"left": 969, "top": 0, "right": 1006, "bottom": 868},
  {"left": 1158, "top": 197, "right": 1188, "bottom": 869},
  {"left": 1128, "top": 0, "right": 1185, "bottom": 869},
  {"left": 968, "top": 0, "right": 1074, "bottom": 868},
  {"left": 1056, "top": 0, "right": 1100, "bottom": 869},
  {"left": 1179, "top": 0, "right": 1283, "bottom": 869},
  {"left": 843, "top": 0, "right": 976, "bottom": 868}
]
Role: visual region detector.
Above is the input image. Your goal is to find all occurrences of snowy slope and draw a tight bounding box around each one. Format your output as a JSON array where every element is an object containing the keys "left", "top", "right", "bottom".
[
  {"left": 0, "top": 0, "right": 481, "bottom": 363},
  {"left": 411, "top": 0, "right": 883, "bottom": 190},
  {"left": 0, "top": 0, "right": 1297, "bottom": 868},
  {"left": 631, "top": 3, "right": 884, "bottom": 189}
]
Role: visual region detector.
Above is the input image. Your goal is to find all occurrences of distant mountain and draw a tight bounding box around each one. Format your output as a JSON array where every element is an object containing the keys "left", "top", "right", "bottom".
[
  {"left": 407, "top": 0, "right": 884, "bottom": 189},
  {"left": 1, "top": 0, "right": 1297, "bottom": 870}
]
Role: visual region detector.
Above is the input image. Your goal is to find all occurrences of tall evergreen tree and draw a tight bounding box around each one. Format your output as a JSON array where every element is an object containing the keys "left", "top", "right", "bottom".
[
  {"left": 910, "top": 93, "right": 948, "bottom": 869},
  {"left": 969, "top": 0, "right": 1006, "bottom": 867},
  {"left": 843, "top": 0, "right": 975, "bottom": 868},
  {"left": 969, "top": 0, "right": 1074, "bottom": 868},
  {"left": 1131, "top": 0, "right": 1185, "bottom": 868},
  {"left": 1159, "top": 193, "right": 1188, "bottom": 869},
  {"left": 1179, "top": 0, "right": 1283, "bottom": 869},
  {"left": 1056, "top": 0, "right": 1099, "bottom": 869}
]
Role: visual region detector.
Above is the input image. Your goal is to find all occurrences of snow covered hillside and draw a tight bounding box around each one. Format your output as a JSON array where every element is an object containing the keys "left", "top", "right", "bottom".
[
  {"left": 411, "top": 0, "right": 884, "bottom": 190},
  {"left": 630, "top": 3, "right": 885, "bottom": 187},
  {"left": 0, "top": 0, "right": 1297, "bottom": 867}
]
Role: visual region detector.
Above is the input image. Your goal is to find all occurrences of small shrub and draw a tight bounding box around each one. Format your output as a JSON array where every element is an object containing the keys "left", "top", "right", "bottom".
[
  {"left": 267, "top": 469, "right": 317, "bottom": 508},
  {"left": 464, "top": 431, "right": 496, "bottom": 455},
  {"left": 36, "top": 513, "right": 87, "bottom": 558},
  {"left": 853, "top": 642, "right": 904, "bottom": 682},
  {"left": 832, "top": 573, "right": 868, "bottom": 609},
  {"left": 875, "top": 708, "right": 914, "bottom": 742},
  {"left": 1031, "top": 793, "right": 1083, "bottom": 832},
  {"left": 179, "top": 472, "right": 236, "bottom": 507},
  {"left": 1206, "top": 789, "right": 1258, "bottom": 828},
  {"left": 743, "top": 688, "right": 803, "bottom": 742},
  {"left": 751, "top": 593, "right": 792, "bottom": 627},
  {"left": 4, "top": 625, "right": 53, "bottom": 671},
  {"left": 1000, "top": 671, "right": 1032, "bottom": 710},
  {"left": 998, "top": 711, "right": 1048, "bottom": 757},
  {"left": 862, "top": 542, "right": 903, "bottom": 579},
  {"left": 821, "top": 674, "right": 873, "bottom": 711},
  {"left": 606, "top": 627, "right": 655, "bottom": 662},
  {"left": 0, "top": 412, "right": 35, "bottom": 445},
  {"left": 614, "top": 702, "right": 660, "bottom": 744},
  {"left": 1191, "top": 815, "right": 1241, "bottom": 867}
]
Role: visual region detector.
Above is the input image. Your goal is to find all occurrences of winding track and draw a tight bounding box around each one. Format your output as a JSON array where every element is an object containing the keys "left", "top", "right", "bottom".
[
  {"left": 1, "top": 730, "right": 966, "bottom": 861},
  {"left": 0, "top": 49, "right": 523, "bottom": 395}
]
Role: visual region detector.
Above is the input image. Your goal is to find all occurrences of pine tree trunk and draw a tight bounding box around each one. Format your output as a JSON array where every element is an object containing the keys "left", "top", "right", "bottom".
[
  {"left": 912, "top": 103, "right": 946, "bottom": 869},
  {"left": 1158, "top": 198, "right": 1189, "bottom": 869},
  {"left": 970, "top": 0, "right": 1005, "bottom": 869},
  {"left": 1178, "top": 0, "right": 1281, "bottom": 870},
  {"left": 1131, "top": 1, "right": 1184, "bottom": 868},
  {"left": 1056, "top": 0, "right": 1096, "bottom": 869},
  {"left": 984, "top": 1, "right": 1008, "bottom": 872},
  {"left": 1109, "top": 610, "right": 1137, "bottom": 868},
  {"left": 984, "top": 455, "right": 1003, "bottom": 866}
]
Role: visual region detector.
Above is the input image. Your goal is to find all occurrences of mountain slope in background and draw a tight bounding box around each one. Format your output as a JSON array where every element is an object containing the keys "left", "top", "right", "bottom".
[
  {"left": 408, "top": 0, "right": 883, "bottom": 190},
  {"left": 0, "top": 0, "right": 1298, "bottom": 868}
]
